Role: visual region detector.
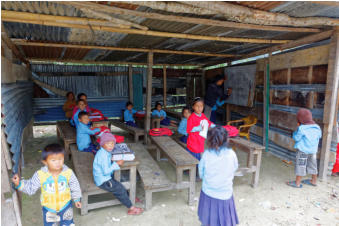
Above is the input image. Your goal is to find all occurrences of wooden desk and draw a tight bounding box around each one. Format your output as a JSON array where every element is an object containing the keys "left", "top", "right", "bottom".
[
  {"left": 92, "top": 120, "right": 110, "bottom": 128},
  {"left": 150, "top": 136, "right": 199, "bottom": 205},
  {"left": 229, "top": 137, "right": 264, "bottom": 188}
]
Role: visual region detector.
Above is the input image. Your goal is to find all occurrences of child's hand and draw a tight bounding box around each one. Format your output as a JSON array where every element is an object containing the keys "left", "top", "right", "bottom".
[
  {"left": 297, "top": 122, "right": 300, "bottom": 126},
  {"left": 12, "top": 174, "right": 20, "bottom": 187},
  {"left": 75, "top": 201, "right": 82, "bottom": 209},
  {"left": 116, "top": 160, "right": 124, "bottom": 166}
]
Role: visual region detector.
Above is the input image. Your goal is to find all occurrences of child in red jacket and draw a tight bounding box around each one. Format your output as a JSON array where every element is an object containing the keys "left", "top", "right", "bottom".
[{"left": 186, "top": 97, "right": 215, "bottom": 160}]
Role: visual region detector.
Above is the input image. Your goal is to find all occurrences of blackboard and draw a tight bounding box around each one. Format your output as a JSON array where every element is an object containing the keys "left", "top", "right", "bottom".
[{"left": 224, "top": 64, "right": 257, "bottom": 107}]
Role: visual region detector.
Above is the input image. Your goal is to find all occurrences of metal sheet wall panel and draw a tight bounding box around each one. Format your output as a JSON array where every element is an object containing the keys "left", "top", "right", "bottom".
[{"left": 1, "top": 81, "right": 33, "bottom": 173}]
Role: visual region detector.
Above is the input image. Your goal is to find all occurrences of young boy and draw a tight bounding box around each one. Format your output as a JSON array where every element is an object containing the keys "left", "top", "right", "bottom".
[
  {"left": 12, "top": 144, "right": 82, "bottom": 226},
  {"left": 178, "top": 107, "right": 191, "bottom": 143},
  {"left": 93, "top": 133, "right": 143, "bottom": 215},
  {"left": 152, "top": 102, "right": 177, "bottom": 126},
  {"left": 72, "top": 99, "right": 88, "bottom": 128},
  {"left": 124, "top": 101, "right": 137, "bottom": 127},
  {"left": 77, "top": 112, "right": 100, "bottom": 154},
  {"left": 287, "top": 108, "right": 322, "bottom": 188}
]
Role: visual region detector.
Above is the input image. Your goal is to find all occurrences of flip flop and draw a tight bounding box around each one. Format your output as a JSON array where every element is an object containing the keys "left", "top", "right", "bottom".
[
  {"left": 286, "top": 181, "right": 303, "bottom": 188},
  {"left": 301, "top": 179, "right": 317, "bottom": 186},
  {"left": 127, "top": 207, "right": 143, "bottom": 215}
]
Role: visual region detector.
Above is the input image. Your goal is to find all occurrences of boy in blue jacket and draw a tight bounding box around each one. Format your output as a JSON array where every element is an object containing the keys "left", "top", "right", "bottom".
[
  {"left": 76, "top": 112, "right": 100, "bottom": 154},
  {"left": 287, "top": 108, "right": 322, "bottom": 188}
]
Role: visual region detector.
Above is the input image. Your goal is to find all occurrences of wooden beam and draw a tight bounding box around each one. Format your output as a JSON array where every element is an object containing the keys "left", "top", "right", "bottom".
[
  {"left": 128, "top": 65, "right": 133, "bottom": 103},
  {"left": 311, "top": 1, "right": 339, "bottom": 7},
  {"left": 163, "top": 66, "right": 167, "bottom": 108},
  {"left": 144, "top": 52, "right": 153, "bottom": 144},
  {"left": 182, "top": 1, "right": 339, "bottom": 27},
  {"left": 59, "top": 1, "right": 321, "bottom": 33},
  {"left": 12, "top": 39, "right": 238, "bottom": 58},
  {"left": 2, "top": 10, "right": 290, "bottom": 44},
  {"left": 27, "top": 58, "right": 201, "bottom": 67},
  {"left": 263, "top": 54, "right": 271, "bottom": 151},
  {"left": 319, "top": 28, "right": 339, "bottom": 180}
]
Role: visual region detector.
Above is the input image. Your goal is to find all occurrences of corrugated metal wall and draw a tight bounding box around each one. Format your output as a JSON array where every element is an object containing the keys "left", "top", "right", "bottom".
[{"left": 1, "top": 81, "right": 33, "bottom": 173}]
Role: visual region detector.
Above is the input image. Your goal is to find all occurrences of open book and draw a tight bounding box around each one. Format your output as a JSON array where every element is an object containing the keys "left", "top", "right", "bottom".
[{"left": 111, "top": 143, "right": 135, "bottom": 161}]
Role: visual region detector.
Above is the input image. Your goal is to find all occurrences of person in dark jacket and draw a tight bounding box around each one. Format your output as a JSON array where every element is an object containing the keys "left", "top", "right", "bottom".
[{"left": 204, "top": 74, "right": 232, "bottom": 120}]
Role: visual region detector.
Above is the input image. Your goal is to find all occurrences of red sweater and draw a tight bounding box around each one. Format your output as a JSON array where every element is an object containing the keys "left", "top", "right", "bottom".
[{"left": 186, "top": 113, "right": 212, "bottom": 153}]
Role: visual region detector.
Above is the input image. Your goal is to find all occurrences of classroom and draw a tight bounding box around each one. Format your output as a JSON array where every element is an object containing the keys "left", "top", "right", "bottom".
[{"left": 1, "top": 1, "right": 339, "bottom": 226}]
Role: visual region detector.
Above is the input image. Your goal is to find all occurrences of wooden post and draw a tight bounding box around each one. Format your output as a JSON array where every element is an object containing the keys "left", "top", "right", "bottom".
[
  {"left": 163, "top": 66, "right": 167, "bottom": 108},
  {"left": 263, "top": 54, "right": 271, "bottom": 150},
  {"left": 201, "top": 69, "right": 206, "bottom": 97},
  {"left": 128, "top": 65, "right": 133, "bottom": 103},
  {"left": 307, "top": 66, "right": 315, "bottom": 109},
  {"left": 144, "top": 52, "right": 153, "bottom": 144},
  {"left": 319, "top": 28, "right": 339, "bottom": 180}
]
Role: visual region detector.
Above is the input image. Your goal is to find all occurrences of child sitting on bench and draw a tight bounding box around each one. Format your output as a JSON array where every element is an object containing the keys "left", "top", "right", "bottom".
[
  {"left": 76, "top": 112, "right": 100, "bottom": 154},
  {"left": 152, "top": 102, "right": 176, "bottom": 126},
  {"left": 178, "top": 106, "right": 191, "bottom": 143},
  {"left": 93, "top": 133, "right": 143, "bottom": 215},
  {"left": 72, "top": 99, "right": 89, "bottom": 128},
  {"left": 124, "top": 101, "right": 138, "bottom": 127},
  {"left": 72, "top": 93, "right": 91, "bottom": 116}
]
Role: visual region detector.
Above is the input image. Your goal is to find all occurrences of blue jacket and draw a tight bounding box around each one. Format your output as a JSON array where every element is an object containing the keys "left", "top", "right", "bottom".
[
  {"left": 199, "top": 147, "right": 238, "bottom": 200},
  {"left": 178, "top": 118, "right": 188, "bottom": 136},
  {"left": 76, "top": 122, "right": 100, "bottom": 151},
  {"left": 152, "top": 109, "right": 166, "bottom": 118},
  {"left": 212, "top": 98, "right": 225, "bottom": 111},
  {"left": 293, "top": 124, "right": 322, "bottom": 154},
  {"left": 124, "top": 109, "right": 137, "bottom": 122},
  {"left": 93, "top": 147, "right": 120, "bottom": 186}
]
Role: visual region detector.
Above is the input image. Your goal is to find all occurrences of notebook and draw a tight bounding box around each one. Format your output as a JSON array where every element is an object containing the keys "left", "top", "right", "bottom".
[{"left": 111, "top": 143, "right": 135, "bottom": 161}]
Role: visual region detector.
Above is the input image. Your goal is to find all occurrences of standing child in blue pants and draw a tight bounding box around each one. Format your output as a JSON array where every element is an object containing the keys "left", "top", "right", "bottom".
[{"left": 287, "top": 108, "right": 322, "bottom": 188}]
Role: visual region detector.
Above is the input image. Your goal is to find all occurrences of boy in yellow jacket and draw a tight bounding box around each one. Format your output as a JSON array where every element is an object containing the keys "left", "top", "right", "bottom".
[{"left": 12, "top": 144, "right": 82, "bottom": 226}]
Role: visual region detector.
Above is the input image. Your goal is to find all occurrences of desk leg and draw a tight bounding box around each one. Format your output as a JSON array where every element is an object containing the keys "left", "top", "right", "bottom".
[
  {"left": 114, "top": 170, "right": 121, "bottom": 182},
  {"left": 188, "top": 166, "right": 196, "bottom": 206},
  {"left": 81, "top": 193, "right": 89, "bottom": 215},
  {"left": 247, "top": 151, "right": 254, "bottom": 168},
  {"left": 129, "top": 167, "right": 137, "bottom": 205},
  {"left": 176, "top": 168, "right": 183, "bottom": 184},
  {"left": 252, "top": 151, "right": 262, "bottom": 188}
]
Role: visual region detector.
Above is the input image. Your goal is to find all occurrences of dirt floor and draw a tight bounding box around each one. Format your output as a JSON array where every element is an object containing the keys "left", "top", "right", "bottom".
[{"left": 20, "top": 125, "right": 339, "bottom": 226}]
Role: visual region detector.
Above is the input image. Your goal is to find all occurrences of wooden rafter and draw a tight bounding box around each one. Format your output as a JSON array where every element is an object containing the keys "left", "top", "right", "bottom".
[
  {"left": 12, "top": 39, "right": 237, "bottom": 58},
  {"left": 59, "top": 1, "right": 320, "bottom": 33},
  {"left": 2, "top": 10, "right": 290, "bottom": 44}
]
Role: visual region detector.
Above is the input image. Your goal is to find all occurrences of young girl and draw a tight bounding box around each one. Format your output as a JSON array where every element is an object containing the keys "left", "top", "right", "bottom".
[
  {"left": 124, "top": 101, "right": 137, "bottom": 127},
  {"left": 198, "top": 126, "right": 239, "bottom": 226},
  {"left": 152, "top": 102, "right": 171, "bottom": 126},
  {"left": 72, "top": 93, "right": 91, "bottom": 116},
  {"left": 186, "top": 97, "right": 215, "bottom": 160},
  {"left": 62, "top": 91, "right": 76, "bottom": 119},
  {"left": 178, "top": 107, "right": 191, "bottom": 143},
  {"left": 72, "top": 99, "right": 90, "bottom": 128}
]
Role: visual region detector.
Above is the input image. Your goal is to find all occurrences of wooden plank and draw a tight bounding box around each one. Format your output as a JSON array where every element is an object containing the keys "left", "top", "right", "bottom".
[
  {"left": 150, "top": 136, "right": 199, "bottom": 166},
  {"left": 128, "top": 65, "right": 133, "bottom": 103},
  {"left": 263, "top": 56, "right": 270, "bottom": 151},
  {"left": 163, "top": 66, "right": 167, "bottom": 108},
  {"left": 1, "top": 126, "right": 12, "bottom": 170},
  {"left": 319, "top": 28, "right": 339, "bottom": 180},
  {"left": 144, "top": 52, "right": 153, "bottom": 144}
]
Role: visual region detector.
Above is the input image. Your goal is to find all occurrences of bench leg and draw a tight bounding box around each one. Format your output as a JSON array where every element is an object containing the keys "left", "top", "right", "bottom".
[
  {"left": 188, "top": 166, "right": 196, "bottom": 206},
  {"left": 129, "top": 167, "right": 137, "bottom": 205},
  {"left": 134, "top": 134, "right": 139, "bottom": 143},
  {"left": 176, "top": 168, "right": 183, "bottom": 184},
  {"left": 145, "top": 190, "right": 152, "bottom": 210},
  {"left": 56, "top": 128, "right": 60, "bottom": 139},
  {"left": 81, "top": 193, "right": 89, "bottom": 215},
  {"left": 251, "top": 151, "right": 262, "bottom": 188},
  {"left": 156, "top": 149, "right": 161, "bottom": 161},
  {"left": 64, "top": 141, "right": 70, "bottom": 161},
  {"left": 247, "top": 151, "right": 254, "bottom": 168}
]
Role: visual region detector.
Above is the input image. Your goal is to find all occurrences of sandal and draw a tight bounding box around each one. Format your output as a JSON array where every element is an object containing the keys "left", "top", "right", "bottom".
[
  {"left": 286, "top": 181, "right": 303, "bottom": 188},
  {"left": 127, "top": 207, "right": 143, "bottom": 215},
  {"left": 301, "top": 179, "right": 317, "bottom": 186}
]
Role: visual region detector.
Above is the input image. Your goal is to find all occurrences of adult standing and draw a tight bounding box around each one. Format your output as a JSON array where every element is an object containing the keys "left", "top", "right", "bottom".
[{"left": 204, "top": 74, "right": 232, "bottom": 120}]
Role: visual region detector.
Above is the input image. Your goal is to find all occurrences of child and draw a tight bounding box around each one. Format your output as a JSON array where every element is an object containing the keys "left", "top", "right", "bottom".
[
  {"left": 124, "top": 101, "right": 137, "bottom": 127},
  {"left": 152, "top": 102, "right": 175, "bottom": 126},
  {"left": 93, "top": 133, "right": 143, "bottom": 215},
  {"left": 62, "top": 91, "right": 76, "bottom": 119},
  {"left": 72, "top": 99, "right": 88, "bottom": 128},
  {"left": 186, "top": 97, "right": 215, "bottom": 160},
  {"left": 198, "top": 126, "right": 239, "bottom": 226},
  {"left": 287, "top": 108, "right": 322, "bottom": 188},
  {"left": 72, "top": 93, "right": 91, "bottom": 116},
  {"left": 77, "top": 112, "right": 100, "bottom": 154},
  {"left": 178, "top": 107, "right": 191, "bottom": 143},
  {"left": 12, "top": 144, "right": 82, "bottom": 226}
]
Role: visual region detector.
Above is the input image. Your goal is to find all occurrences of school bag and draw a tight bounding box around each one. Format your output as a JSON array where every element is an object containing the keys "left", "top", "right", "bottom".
[
  {"left": 149, "top": 128, "right": 173, "bottom": 136},
  {"left": 94, "top": 126, "right": 125, "bottom": 144},
  {"left": 135, "top": 111, "right": 145, "bottom": 119},
  {"left": 89, "top": 109, "right": 108, "bottom": 122},
  {"left": 222, "top": 125, "right": 239, "bottom": 137}
]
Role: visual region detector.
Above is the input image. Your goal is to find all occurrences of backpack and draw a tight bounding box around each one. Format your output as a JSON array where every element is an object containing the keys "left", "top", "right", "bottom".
[
  {"left": 94, "top": 126, "right": 125, "bottom": 143},
  {"left": 149, "top": 128, "right": 173, "bottom": 136},
  {"left": 135, "top": 111, "right": 145, "bottom": 119},
  {"left": 222, "top": 125, "right": 239, "bottom": 138},
  {"left": 89, "top": 109, "right": 108, "bottom": 122}
]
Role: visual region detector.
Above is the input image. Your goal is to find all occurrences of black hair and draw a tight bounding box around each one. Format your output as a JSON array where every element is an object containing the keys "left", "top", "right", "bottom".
[
  {"left": 214, "top": 74, "right": 225, "bottom": 83},
  {"left": 192, "top": 97, "right": 204, "bottom": 106},
  {"left": 77, "top": 93, "right": 87, "bottom": 100},
  {"left": 155, "top": 102, "right": 162, "bottom": 108},
  {"left": 207, "top": 126, "right": 229, "bottom": 152},
  {"left": 42, "top": 143, "right": 64, "bottom": 160},
  {"left": 78, "top": 111, "right": 89, "bottom": 120},
  {"left": 182, "top": 106, "right": 190, "bottom": 116},
  {"left": 66, "top": 91, "right": 74, "bottom": 98},
  {"left": 126, "top": 101, "right": 133, "bottom": 107},
  {"left": 76, "top": 99, "right": 85, "bottom": 105}
]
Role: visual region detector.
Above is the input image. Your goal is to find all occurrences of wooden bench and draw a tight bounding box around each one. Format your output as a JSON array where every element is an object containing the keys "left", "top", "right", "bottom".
[
  {"left": 128, "top": 143, "right": 172, "bottom": 210},
  {"left": 110, "top": 119, "right": 144, "bottom": 142},
  {"left": 229, "top": 137, "right": 265, "bottom": 188},
  {"left": 150, "top": 136, "right": 199, "bottom": 206},
  {"left": 164, "top": 109, "right": 182, "bottom": 120},
  {"left": 56, "top": 121, "right": 76, "bottom": 160},
  {"left": 69, "top": 144, "right": 139, "bottom": 215}
]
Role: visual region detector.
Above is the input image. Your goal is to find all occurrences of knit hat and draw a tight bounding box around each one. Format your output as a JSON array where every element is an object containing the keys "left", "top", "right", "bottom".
[
  {"left": 99, "top": 133, "right": 116, "bottom": 146},
  {"left": 297, "top": 108, "right": 315, "bottom": 125}
]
